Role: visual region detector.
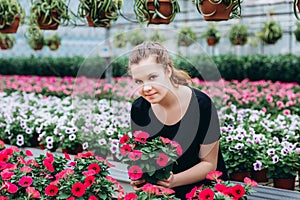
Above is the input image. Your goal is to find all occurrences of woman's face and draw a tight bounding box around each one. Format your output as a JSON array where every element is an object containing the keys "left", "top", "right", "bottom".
[{"left": 130, "top": 56, "right": 172, "bottom": 104}]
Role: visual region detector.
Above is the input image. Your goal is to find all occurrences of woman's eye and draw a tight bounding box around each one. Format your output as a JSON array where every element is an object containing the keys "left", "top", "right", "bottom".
[
  {"left": 149, "top": 75, "right": 157, "bottom": 80},
  {"left": 135, "top": 80, "right": 143, "bottom": 84}
]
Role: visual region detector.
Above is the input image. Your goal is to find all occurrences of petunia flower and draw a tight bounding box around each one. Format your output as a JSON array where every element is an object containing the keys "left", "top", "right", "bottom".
[
  {"left": 128, "top": 165, "right": 143, "bottom": 180},
  {"left": 71, "top": 182, "right": 86, "bottom": 197}
]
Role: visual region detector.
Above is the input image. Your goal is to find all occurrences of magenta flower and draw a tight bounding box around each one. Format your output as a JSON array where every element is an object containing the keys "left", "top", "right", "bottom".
[
  {"left": 156, "top": 153, "right": 168, "bottom": 167},
  {"left": 128, "top": 150, "right": 142, "bottom": 161},
  {"left": 128, "top": 165, "right": 143, "bottom": 180},
  {"left": 18, "top": 176, "right": 33, "bottom": 187}
]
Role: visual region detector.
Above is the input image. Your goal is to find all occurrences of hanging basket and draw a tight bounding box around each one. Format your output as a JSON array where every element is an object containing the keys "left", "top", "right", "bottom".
[
  {"left": 0, "top": 16, "right": 21, "bottom": 34},
  {"left": 198, "top": 0, "right": 233, "bottom": 21},
  {"left": 0, "top": 41, "right": 10, "bottom": 50},
  {"left": 86, "top": 14, "right": 111, "bottom": 28},
  {"left": 206, "top": 36, "right": 217, "bottom": 46},
  {"left": 147, "top": 0, "right": 173, "bottom": 24},
  {"left": 37, "top": 10, "right": 59, "bottom": 30}
]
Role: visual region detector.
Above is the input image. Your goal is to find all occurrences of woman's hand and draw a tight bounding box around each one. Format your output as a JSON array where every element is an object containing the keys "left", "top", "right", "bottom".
[
  {"left": 130, "top": 179, "right": 146, "bottom": 191},
  {"left": 156, "top": 172, "right": 175, "bottom": 188}
]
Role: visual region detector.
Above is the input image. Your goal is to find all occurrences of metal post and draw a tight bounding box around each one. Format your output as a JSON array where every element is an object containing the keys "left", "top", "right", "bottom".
[{"left": 105, "top": 27, "right": 112, "bottom": 84}]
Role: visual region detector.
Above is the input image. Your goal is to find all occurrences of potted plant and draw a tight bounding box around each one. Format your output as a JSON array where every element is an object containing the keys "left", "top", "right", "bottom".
[
  {"left": 128, "top": 29, "right": 146, "bottom": 46},
  {"left": 133, "top": 0, "right": 180, "bottom": 24},
  {"left": 0, "top": 33, "right": 16, "bottom": 50},
  {"left": 229, "top": 24, "right": 248, "bottom": 45},
  {"left": 294, "top": 22, "right": 300, "bottom": 42},
  {"left": 113, "top": 31, "right": 128, "bottom": 48},
  {"left": 294, "top": 0, "right": 300, "bottom": 20},
  {"left": 78, "top": 0, "right": 123, "bottom": 28},
  {"left": 193, "top": 0, "right": 242, "bottom": 21},
  {"left": 45, "top": 33, "right": 61, "bottom": 51},
  {"left": 177, "top": 26, "right": 197, "bottom": 47},
  {"left": 25, "top": 25, "right": 45, "bottom": 50},
  {"left": 0, "top": 0, "right": 25, "bottom": 33},
  {"left": 202, "top": 22, "right": 221, "bottom": 46},
  {"left": 257, "top": 20, "right": 282, "bottom": 45},
  {"left": 30, "top": 0, "right": 70, "bottom": 30},
  {"left": 149, "top": 30, "right": 166, "bottom": 43},
  {"left": 60, "top": 126, "right": 83, "bottom": 155}
]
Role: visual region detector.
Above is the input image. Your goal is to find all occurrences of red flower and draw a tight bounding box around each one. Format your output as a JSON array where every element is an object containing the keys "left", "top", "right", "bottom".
[
  {"left": 66, "top": 197, "right": 75, "bottom": 200},
  {"left": 64, "top": 152, "right": 71, "bottom": 160},
  {"left": 71, "top": 182, "right": 86, "bottom": 197},
  {"left": 128, "top": 150, "right": 142, "bottom": 161},
  {"left": 43, "top": 157, "right": 54, "bottom": 172},
  {"left": 20, "top": 166, "right": 32, "bottom": 173},
  {"left": 26, "top": 187, "right": 40, "bottom": 199},
  {"left": 206, "top": 171, "right": 223, "bottom": 181},
  {"left": 128, "top": 165, "right": 143, "bottom": 180},
  {"left": 124, "top": 193, "right": 138, "bottom": 200},
  {"left": 230, "top": 184, "right": 245, "bottom": 198},
  {"left": 160, "top": 137, "right": 170, "bottom": 144},
  {"left": 198, "top": 188, "right": 214, "bottom": 200},
  {"left": 142, "top": 183, "right": 159, "bottom": 195},
  {"left": 18, "top": 176, "right": 33, "bottom": 187},
  {"left": 160, "top": 187, "right": 175, "bottom": 195},
  {"left": 84, "top": 176, "right": 95, "bottom": 187},
  {"left": 88, "top": 163, "right": 100, "bottom": 174},
  {"left": 1, "top": 171, "right": 14, "bottom": 181},
  {"left": 120, "top": 144, "right": 132, "bottom": 156},
  {"left": 133, "top": 131, "right": 149, "bottom": 144},
  {"left": 25, "top": 150, "right": 33, "bottom": 156},
  {"left": 120, "top": 135, "right": 130, "bottom": 144},
  {"left": 0, "top": 154, "right": 8, "bottom": 162},
  {"left": 45, "top": 184, "right": 59, "bottom": 196},
  {"left": 186, "top": 186, "right": 198, "bottom": 200},
  {"left": 214, "top": 183, "right": 228, "bottom": 193},
  {"left": 176, "top": 145, "right": 183, "bottom": 156},
  {"left": 4, "top": 182, "right": 18, "bottom": 194},
  {"left": 88, "top": 195, "right": 98, "bottom": 200},
  {"left": 156, "top": 153, "right": 168, "bottom": 167},
  {"left": 0, "top": 196, "right": 8, "bottom": 200}
]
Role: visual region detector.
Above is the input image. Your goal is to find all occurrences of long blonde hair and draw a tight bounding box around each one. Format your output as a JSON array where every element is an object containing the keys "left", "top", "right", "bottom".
[{"left": 128, "top": 41, "right": 191, "bottom": 86}]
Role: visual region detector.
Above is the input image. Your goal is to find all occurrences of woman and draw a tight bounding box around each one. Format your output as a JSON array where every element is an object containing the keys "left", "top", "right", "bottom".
[{"left": 129, "top": 41, "right": 227, "bottom": 199}]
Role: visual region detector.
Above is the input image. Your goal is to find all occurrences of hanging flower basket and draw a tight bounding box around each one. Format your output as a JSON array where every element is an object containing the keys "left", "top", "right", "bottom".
[
  {"left": 37, "top": 10, "right": 60, "bottom": 30},
  {"left": 194, "top": 0, "right": 242, "bottom": 21},
  {"left": 134, "top": 0, "right": 180, "bottom": 24},
  {"left": 0, "top": 15, "right": 21, "bottom": 34},
  {"left": 206, "top": 36, "right": 218, "bottom": 46}
]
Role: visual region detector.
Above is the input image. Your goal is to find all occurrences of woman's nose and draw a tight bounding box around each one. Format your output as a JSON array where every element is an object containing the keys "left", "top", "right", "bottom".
[{"left": 143, "top": 84, "right": 152, "bottom": 92}]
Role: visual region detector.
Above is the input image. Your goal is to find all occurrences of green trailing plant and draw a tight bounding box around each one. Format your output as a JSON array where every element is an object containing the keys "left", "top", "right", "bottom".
[
  {"left": 133, "top": 0, "right": 180, "bottom": 24},
  {"left": 78, "top": 0, "right": 123, "bottom": 27},
  {"left": 30, "top": 0, "right": 71, "bottom": 27},
  {"left": 177, "top": 27, "right": 197, "bottom": 47},
  {"left": 45, "top": 33, "right": 61, "bottom": 50},
  {"left": 229, "top": 24, "right": 248, "bottom": 45},
  {"left": 0, "top": 0, "right": 25, "bottom": 28},
  {"left": 149, "top": 30, "right": 166, "bottom": 43},
  {"left": 113, "top": 31, "right": 128, "bottom": 48},
  {"left": 25, "top": 25, "right": 45, "bottom": 50},
  {"left": 0, "top": 33, "right": 16, "bottom": 49},
  {"left": 128, "top": 29, "right": 146, "bottom": 46},
  {"left": 294, "top": 22, "right": 300, "bottom": 42},
  {"left": 258, "top": 20, "right": 282, "bottom": 44},
  {"left": 193, "top": 0, "right": 243, "bottom": 19},
  {"left": 202, "top": 22, "right": 221, "bottom": 45},
  {"left": 294, "top": 0, "right": 300, "bottom": 20}
]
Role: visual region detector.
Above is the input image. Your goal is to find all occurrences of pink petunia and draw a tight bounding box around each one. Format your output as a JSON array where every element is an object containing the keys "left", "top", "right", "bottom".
[
  {"left": 133, "top": 131, "right": 149, "bottom": 144},
  {"left": 156, "top": 153, "right": 168, "bottom": 167},
  {"left": 142, "top": 183, "right": 159, "bottom": 195},
  {"left": 128, "top": 150, "right": 142, "bottom": 161},
  {"left": 128, "top": 165, "right": 143, "bottom": 180},
  {"left": 26, "top": 187, "right": 40, "bottom": 199},
  {"left": 244, "top": 177, "right": 258, "bottom": 187},
  {"left": 198, "top": 188, "right": 214, "bottom": 200},
  {"left": 206, "top": 171, "right": 223, "bottom": 181},
  {"left": 25, "top": 150, "right": 33, "bottom": 156},
  {"left": 120, "top": 144, "right": 132, "bottom": 156},
  {"left": 124, "top": 193, "right": 138, "bottom": 200},
  {"left": 4, "top": 182, "right": 18, "bottom": 194},
  {"left": 18, "top": 176, "right": 33, "bottom": 187}
]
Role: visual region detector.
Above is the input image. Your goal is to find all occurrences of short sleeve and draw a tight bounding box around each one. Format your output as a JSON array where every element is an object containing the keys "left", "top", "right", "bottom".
[
  {"left": 202, "top": 101, "right": 221, "bottom": 144},
  {"left": 130, "top": 97, "right": 151, "bottom": 133}
]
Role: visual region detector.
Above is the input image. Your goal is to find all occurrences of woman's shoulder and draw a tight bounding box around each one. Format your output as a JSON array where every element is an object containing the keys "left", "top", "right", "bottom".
[
  {"left": 131, "top": 96, "right": 150, "bottom": 111},
  {"left": 191, "top": 87, "right": 212, "bottom": 106}
]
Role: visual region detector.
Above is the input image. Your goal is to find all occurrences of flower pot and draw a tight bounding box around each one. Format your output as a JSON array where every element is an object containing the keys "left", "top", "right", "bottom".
[
  {"left": 206, "top": 36, "right": 217, "bottom": 46},
  {"left": 199, "top": 0, "right": 234, "bottom": 21},
  {"left": 3, "top": 139, "right": 10, "bottom": 145},
  {"left": 29, "top": 132, "right": 39, "bottom": 147},
  {"left": 37, "top": 10, "right": 59, "bottom": 30},
  {"left": 0, "top": 41, "right": 10, "bottom": 50},
  {"left": 273, "top": 177, "right": 295, "bottom": 190},
  {"left": 147, "top": 0, "right": 173, "bottom": 24},
  {"left": 33, "top": 43, "right": 44, "bottom": 51},
  {"left": 232, "top": 37, "right": 246, "bottom": 46},
  {"left": 62, "top": 144, "right": 83, "bottom": 155},
  {"left": 252, "top": 168, "right": 268, "bottom": 183},
  {"left": 0, "top": 15, "right": 20, "bottom": 33},
  {"left": 86, "top": 13, "right": 112, "bottom": 28},
  {"left": 230, "top": 171, "right": 251, "bottom": 182}
]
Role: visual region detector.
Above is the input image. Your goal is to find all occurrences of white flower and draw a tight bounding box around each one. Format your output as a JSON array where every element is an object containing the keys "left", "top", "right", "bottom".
[
  {"left": 98, "top": 139, "right": 107, "bottom": 145},
  {"left": 235, "top": 143, "right": 244, "bottom": 150},
  {"left": 82, "top": 142, "right": 88, "bottom": 150},
  {"left": 16, "top": 140, "right": 24, "bottom": 146},
  {"left": 46, "top": 142, "right": 53, "bottom": 149},
  {"left": 253, "top": 160, "right": 262, "bottom": 171},
  {"left": 46, "top": 136, "right": 54, "bottom": 144},
  {"left": 226, "top": 136, "right": 233, "bottom": 142},
  {"left": 272, "top": 155, "right": 279, "bottom": 163},
  {"left": 65, "top": 128, "right": 72, "bottom": 134},
  {"left": 17, "top": 134, "right": 24, "bottom": 141},
  {"left": 110, "top": 145, "right": 118, "bottom": 154},
  {"left": 267, "top": 148, "right": 275, "bottom": 156},
  {"left": 69, "top": 134, "right": 76, "bottom": 141}
]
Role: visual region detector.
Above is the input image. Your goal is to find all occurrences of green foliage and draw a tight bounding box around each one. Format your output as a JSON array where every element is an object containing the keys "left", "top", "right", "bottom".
[
  {"left": 229, "top": 24, "right": 248, "bottom": 45},
  {"left": 177, "top": 27, "right": 197, "bottom": 47},
  {"left": 0, "top": 33, "right": 16, "bottom": 49},
  {"left": 258, "top": 20, "right": 282, "bottom": 44},
  {"left": 128, "top": 29, "right": 146, "bottom": 46},
  {"left": 112, "top": 31, "right": 127, "bottom": 48},
  {"left": 149, "top": 30, "right": 166, "bottom": 43},
  {"left": 25, "top": 25, "right": 45, "bottom": 50},
  {"left": 45, "top": 33, "right": 61, "bottom": 50},
  {"left": 0, "top": 0, "right": 25, "bottom": 27},
  {"left": 201, "top": 22, "right": 221, "bottom": 45},
  {"left": 78, "top": 0, "right": 122, "bottom": 27},
  {"left": 1, "top": 54, "right": 300, "bottom": 83}
]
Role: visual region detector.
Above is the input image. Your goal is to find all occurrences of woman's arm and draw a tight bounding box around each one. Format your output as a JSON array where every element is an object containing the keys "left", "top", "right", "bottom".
[{"left": 157, "top": 140, "right": 219, "bottom": 188}]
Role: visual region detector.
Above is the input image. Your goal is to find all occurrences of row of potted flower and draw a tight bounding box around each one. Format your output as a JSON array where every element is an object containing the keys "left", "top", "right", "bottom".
[{"left": 0, "top": 75, "right": 299, "bottom": 116}]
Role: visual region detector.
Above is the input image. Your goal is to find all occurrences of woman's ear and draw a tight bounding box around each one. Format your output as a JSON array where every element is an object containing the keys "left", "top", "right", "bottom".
[{"left": 166, "top": 65, "right": 172, "bottom": 78}]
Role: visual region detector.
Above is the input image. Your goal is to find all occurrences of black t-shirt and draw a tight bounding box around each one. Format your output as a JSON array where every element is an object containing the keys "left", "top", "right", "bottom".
[{"left": 130, "top": 87, "right": 228, "bottom": 199}]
